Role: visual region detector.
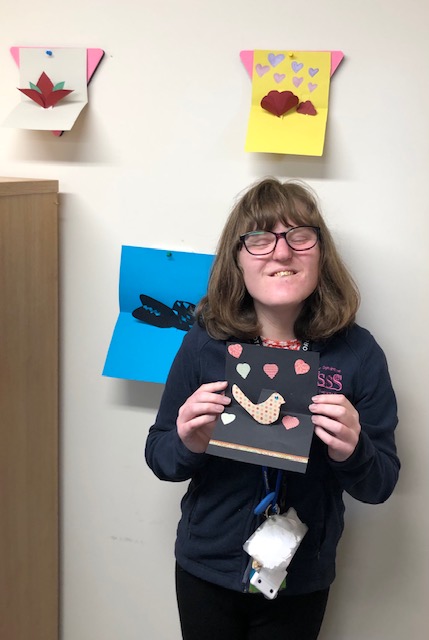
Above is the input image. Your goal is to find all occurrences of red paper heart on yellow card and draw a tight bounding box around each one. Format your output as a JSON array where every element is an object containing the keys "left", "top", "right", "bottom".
[
  {"left": 297, "top": 100, "right": 317, "bottom": 116},
  {"left": 260, "top": 90, "right": 299, "bottom": 117}
]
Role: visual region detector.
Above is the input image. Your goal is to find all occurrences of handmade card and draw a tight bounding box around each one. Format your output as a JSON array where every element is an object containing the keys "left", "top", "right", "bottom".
[
  {"left": 243, "top": 49, "right": 334, "bottom": 156},
  {"left": 4, "top": 47, "right": 89, "bottom": 131},
  {"left": 7, "top": 46, "right": 104, "bottom": 135},
  {"left": 207, "top": 342, "right": 319, "bottom": 472},
  {"left": 103, "top": 246, "right": 214, "bottom": 384}
]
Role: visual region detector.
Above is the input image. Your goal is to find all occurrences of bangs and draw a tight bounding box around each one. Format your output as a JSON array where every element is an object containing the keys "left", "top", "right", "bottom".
[{"left": 239, "top": 195, "right": 318, "bottom": 234}]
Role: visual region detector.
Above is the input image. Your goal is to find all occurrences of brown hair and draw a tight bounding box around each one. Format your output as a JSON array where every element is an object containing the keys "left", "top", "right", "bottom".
[{"left": 196, "top": 177, "right": 360, "bottom": 342}]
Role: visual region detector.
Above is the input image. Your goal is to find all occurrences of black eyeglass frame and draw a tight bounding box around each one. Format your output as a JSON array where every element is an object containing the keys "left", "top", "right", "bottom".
[{"left": 239, "top": 226, "right": 321, "bottom": 255}]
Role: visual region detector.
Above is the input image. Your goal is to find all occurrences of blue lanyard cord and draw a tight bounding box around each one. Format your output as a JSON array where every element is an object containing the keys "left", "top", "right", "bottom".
[
  {"left": 250, "top": 337, "right": 305, "bottom": 518},
  {"left": 254, "top": 467, "right": 283, "bottom": 516}
]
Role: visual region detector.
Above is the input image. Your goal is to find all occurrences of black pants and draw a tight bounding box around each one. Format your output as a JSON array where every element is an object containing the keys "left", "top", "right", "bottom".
[{"left": 176, "top": 564, "right": 329, "bottom": 640}]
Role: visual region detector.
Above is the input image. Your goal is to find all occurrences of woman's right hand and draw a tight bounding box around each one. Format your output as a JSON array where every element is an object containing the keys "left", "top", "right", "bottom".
[{"left": 177, "top": 381, "right": 231, "bottom": 453}]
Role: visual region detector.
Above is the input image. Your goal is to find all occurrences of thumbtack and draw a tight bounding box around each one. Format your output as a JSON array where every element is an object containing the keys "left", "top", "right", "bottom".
[
  {"left": 288, "top": 51, "right": 294, "bottom": 58},
  {"left": 45, "top": 50, "right": 53, "bottom": 56},
  {"left": 166, "top": 251, "right": 172, "bottom": 258}
]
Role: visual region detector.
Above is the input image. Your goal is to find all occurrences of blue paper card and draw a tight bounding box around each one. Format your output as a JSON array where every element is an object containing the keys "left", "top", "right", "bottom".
[{"left": 103, "top": 245, "right": 214, "bottom": 384}]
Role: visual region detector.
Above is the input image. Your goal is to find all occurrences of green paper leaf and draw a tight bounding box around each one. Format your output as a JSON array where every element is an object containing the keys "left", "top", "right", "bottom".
[
  {"left": 53, "top": 81, "right": 65, "bottom": 91},
  {"left": 29, "top": 82, "right": 42, "bottom": 94}
]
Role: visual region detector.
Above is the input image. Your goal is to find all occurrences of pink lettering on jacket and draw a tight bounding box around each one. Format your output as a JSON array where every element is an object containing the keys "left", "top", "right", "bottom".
[{"left": 317, "top": 366, "right": 343, "bottom": 392}]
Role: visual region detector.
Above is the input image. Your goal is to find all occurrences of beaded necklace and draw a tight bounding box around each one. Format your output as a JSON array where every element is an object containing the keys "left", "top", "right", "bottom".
[{"left": 260, "top": 337, "right": 302, "bottom": 351}]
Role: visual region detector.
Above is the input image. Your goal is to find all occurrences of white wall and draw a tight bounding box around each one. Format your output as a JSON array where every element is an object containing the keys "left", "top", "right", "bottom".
[{"left": 1, "top": 1, "right": 428, "bottom": 638}]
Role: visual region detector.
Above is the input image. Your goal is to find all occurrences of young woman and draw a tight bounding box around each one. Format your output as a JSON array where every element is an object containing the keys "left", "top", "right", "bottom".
[{"left": 145, "top": 178, "right": 400, "bottom": 640}]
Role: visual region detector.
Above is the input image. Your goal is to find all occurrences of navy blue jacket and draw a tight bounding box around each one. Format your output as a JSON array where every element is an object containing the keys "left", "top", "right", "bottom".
[{"left": 145, "top": 322, "right": 400, "bottom": 595}]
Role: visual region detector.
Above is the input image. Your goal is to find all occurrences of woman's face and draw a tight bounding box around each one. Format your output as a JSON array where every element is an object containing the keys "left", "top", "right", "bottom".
[{"left": 237, "top": 221, "right": 320, "bottom": 328}]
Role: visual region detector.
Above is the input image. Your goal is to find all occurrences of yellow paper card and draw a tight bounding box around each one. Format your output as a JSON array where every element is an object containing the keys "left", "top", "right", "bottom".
[{"left": 245, "top": 50, "right": 331, "bottom": 156}]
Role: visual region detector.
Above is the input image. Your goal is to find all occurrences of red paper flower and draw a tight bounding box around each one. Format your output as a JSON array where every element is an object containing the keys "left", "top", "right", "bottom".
[{"left": 18, "top": 72, "right": 73, "bottom": 108}]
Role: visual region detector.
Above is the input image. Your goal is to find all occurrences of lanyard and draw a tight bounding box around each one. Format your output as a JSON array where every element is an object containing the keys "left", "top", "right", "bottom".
[
  {"left": 250, "top": 336, "right": 310, "bottom": 517},
  {"left": 254, "top": 467, "right": 283, "bottom": 516}
]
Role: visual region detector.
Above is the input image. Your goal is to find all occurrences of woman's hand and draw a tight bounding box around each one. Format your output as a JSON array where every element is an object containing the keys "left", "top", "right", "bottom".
[
  {"left": 177, "top": 381, "right": 231, "bottom": 454},
  {"left": 309, "top": 394, "right": 361, "bottom": 462}
]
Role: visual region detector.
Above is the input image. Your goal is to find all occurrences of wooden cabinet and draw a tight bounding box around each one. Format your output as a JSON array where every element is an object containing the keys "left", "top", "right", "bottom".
[{"left": 0, "top": 178, "right": 59, "bottom": 640}]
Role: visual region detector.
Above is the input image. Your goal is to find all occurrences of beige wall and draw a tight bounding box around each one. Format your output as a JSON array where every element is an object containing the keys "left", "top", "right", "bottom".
[{"left": 0, "top": 1, "right": 427, "bottom": 638}]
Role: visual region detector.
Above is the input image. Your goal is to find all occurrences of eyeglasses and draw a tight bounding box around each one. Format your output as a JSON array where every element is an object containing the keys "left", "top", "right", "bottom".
[{"left": 239, "top": 227, "right": 320, "bottom": 255}]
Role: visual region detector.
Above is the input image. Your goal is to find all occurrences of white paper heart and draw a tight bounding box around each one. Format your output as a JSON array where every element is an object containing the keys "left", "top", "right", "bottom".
[
  {"left": 236, "top": 363, "right": 251, "bottom": 379},
  {"left": 221, "top": 413, "right": 236, "bottom": 425}
]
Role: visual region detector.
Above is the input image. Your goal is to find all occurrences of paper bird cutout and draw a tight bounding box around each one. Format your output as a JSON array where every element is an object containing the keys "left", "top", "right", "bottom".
[
  {"left": 232, "top": 384, "right": 285, "bottom": 425},
  {"left": 132, "top": 294, "right": 195, "bottom": 331},
  {"left": 260, "top": 90, "right": 299, "bottom": 117},
  {"left": 18, "top": 72, "right": 73, "bottom": 108}
]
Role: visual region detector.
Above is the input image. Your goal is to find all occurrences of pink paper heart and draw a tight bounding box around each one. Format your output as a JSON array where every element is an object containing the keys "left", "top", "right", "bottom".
[
  {"left": 274, "top": 73, "right": 285, "bottom": 83},
  {"left": 308, "top": 83, "right": 318, "bottom": 92},
  {"left": 292, "top": 76, "right": 303, "bottom": 87},
  {"left": 263, "top": 363, "right": 279, "bottom": 379},
  {"left": 260, "top": 90, "right": 299, "bottom": 117},
  {"left": 228, "top": 344, "right": 243, "bottom": 359},
  {"left": 294, "top": 359, "right": 310, "bottom": 375},
  {"left": 256, "top": 63, "right": 270, "bottom": 77},
  {"left": 282, "top": 416, "right": 300, "bottom": 430}
]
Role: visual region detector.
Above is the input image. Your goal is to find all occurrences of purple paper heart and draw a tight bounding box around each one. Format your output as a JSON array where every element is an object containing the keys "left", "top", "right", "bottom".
[
  {"left": 292, "top": 77, "right": 303, "bottom": 87},
  {"left": 256, "top": 63, "right": 270, "bottom": 77},
  {"left": 274, "top": 73, "right": 285, "bottom": 83},
  {"left": 291, "top": 61, "right": 303, "bottom": 73},
  {"left": 308, "top": 82, "right": 317, "bottom": 92},
  {"left": 268, "top": 53, "right": 285, "bottom": 67},
  {"left": 309, "top": 67, "right": 319, "bottom": 77}
]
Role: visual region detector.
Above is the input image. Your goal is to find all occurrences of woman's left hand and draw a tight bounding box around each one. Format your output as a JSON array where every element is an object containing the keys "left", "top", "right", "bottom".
[{"left": 309, "top": 394, "right": 361, "bottom": 462}]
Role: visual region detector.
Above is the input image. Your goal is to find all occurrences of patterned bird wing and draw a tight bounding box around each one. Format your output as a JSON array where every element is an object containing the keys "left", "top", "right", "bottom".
[{"left": 232, "top": 385, "right": 285, "bottom": 425}]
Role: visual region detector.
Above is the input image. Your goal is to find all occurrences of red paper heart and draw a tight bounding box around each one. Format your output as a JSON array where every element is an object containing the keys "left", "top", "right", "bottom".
[
  {"left": 294, "top": 359, "right": 310, "bottom": 375},
  {"left": 297, "top": 100, "right": 317, "bottom": 116},
  {"left": 260, "top": 90, "right": 299, "bottom": 117},
  {"left": 228, "top": 343, "right": 243, "bottom": 359},
  {"left": 282, "top": 416, "right": 300, "bottom": 430}
]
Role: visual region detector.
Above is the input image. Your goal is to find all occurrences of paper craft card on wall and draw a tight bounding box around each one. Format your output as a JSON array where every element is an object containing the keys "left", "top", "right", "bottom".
[
  {"left": 3, "top": 46, "right": 104, "bottom": 135},
  {"left": 240, "top": 49, "right": 344, "bottom": 156},
  {"left": 103, "top": 246, "right": 214, "bottom": 384},
  {"left": 207, "top": 342, "right": 320, "bottom": 472}
]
